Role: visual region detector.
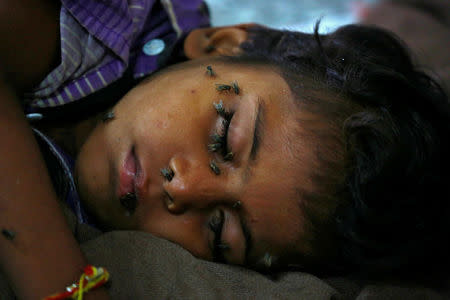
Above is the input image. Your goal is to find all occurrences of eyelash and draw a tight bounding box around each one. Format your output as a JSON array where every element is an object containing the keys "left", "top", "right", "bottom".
[
  {"left": 208, "top": 209, "right": 229, "bottom": 263},
  {"left": 210, "top": 101, "right": 234, "bottom": 160}
]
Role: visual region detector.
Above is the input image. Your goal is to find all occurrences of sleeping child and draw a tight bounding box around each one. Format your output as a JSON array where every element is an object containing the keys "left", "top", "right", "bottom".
[{"left": 0, "top": 0, "right": 449, "bottom": 298}]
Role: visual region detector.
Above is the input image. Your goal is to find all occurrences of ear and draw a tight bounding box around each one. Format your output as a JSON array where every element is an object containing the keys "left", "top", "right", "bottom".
[{"left": 183, "top": 23, "right": 258, "bottom": 59}]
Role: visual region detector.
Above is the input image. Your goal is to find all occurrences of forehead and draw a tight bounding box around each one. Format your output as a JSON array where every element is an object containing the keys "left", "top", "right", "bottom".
[{"left": 144, "top": 57, "right": 287, "bottom": 90}]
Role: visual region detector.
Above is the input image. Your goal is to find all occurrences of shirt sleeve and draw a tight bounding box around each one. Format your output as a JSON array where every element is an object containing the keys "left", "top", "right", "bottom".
[{"left": 24, "top": 0, "right": 210, "bottom": 112}]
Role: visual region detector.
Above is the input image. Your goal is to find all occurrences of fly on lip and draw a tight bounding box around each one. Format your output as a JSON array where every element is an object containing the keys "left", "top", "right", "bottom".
[{"left": 120, "top": 192, "right": 137, "bottom": 214}]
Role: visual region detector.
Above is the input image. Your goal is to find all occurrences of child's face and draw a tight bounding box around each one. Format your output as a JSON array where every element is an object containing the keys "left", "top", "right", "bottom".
[{"left": 75, "top": 59, "right": 315, "bottom": 267}]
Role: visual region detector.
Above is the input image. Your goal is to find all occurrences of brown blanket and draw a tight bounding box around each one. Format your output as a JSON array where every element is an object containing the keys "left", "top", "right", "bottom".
[
  {"left": 1, "top": 212, "right": 447, "bottom": 299},
  {"left": 1, "top": 0, "right": 449, "bottom": 298}
]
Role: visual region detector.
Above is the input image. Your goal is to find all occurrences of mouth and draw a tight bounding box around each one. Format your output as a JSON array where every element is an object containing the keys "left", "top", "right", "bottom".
[{"left": 118, "top": 146, "right": 143, "bottom": 212}]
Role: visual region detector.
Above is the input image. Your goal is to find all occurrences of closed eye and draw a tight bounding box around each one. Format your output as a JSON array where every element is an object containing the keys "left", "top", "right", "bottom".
[
  {"left": 210, "top": 101, "right": 234, "bottom": 160},
  {"left": 208, "top": 209, "right": 228, "bottom": 263},
  {"left": 217, "top": 116, "right": 233, "bottom": 158}
]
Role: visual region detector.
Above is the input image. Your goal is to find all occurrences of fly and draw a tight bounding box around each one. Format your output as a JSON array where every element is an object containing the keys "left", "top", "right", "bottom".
[
  {"left": 120, "top": 192, "right": 137, "bottom": 215},
  {"left": 206, "top": 65, "right": 215, "bottom": 77},
  {"left": 215, "top": 84, "right": 232, "bottom": 92},
  {"left": 1, "top": 229, "right": 15, "bottom": 241},
  {"left": 209, "top": 160, "right": 221, "bottom": 175},
  {"left": 102, "top": 110, "right": 115, "bottom": 123},
  {"left": 231, "top": 81, "right": 239, "bottom": 94}
]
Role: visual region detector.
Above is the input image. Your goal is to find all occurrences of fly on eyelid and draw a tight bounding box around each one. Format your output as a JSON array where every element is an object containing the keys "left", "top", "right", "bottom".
[
  {"left": 231, "top": 81, "right": 240, "bottom": 94},
  {"left": 210, "top": 101, "right": 234, "bottom": 160},
  {"left": 213, "top": 100, "right": 226, "bottom": 115},
  {"left": 208, "top": 143, "right": 222, "bottom": 152},
  {"left": 209, "top": 160, "right": 221, "bottom": 175},
  {"left": 232, "top": 200, "right": 241, "bottom": 209},
  {"left": 224, "top": 151, "right": 233, "bottom": 161},
  {"left": 211, "top": 133, "right": 222, "bottom": 143},
  {"left": 213, "top": 100, "right": 233, "bottom": 120}
]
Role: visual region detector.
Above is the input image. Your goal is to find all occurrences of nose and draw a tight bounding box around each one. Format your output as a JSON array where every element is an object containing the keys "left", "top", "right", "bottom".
[{"left": 164, "top": 155, "right": 234, "bottom": 214}]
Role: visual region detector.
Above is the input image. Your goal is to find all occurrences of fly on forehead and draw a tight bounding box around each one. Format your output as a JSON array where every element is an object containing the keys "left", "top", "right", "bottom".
[
  {"left": 206, "top": 65, "right": 215, "bottom": 77},
  {"left": 215, "top": 84, "right": 232, "bottom": 92},
  {"left": 102, "top": 110, "right": 115, "bottom": 123},
  {"left": 215, "top": 80, "right": 239, "bottom": 95}
]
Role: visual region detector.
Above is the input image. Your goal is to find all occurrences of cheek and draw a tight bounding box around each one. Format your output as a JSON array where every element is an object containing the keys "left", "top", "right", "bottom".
[
  {"left": 251, "top": 198, "right": 301, "bottom": 236},
  {"left": 75, "top": 126, "right": 111, "bottom": 198},
  {"left": 244, "top": 179, "right": 304, "bottom": 249},
  {"left": 134, "top": 104, "right": 212, "bottom": 150},
  {"left": 251, "top": 203, "right": 304, "bottom": 258},
  {"left": 137, "top": 212, "right": 211, "bottom": 259}
]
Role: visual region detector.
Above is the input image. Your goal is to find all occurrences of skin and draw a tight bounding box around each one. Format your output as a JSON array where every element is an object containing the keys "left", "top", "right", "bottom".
[
  {"left": 0, "top": 0, "right": 109, "bottom": 298},
  {"left": 75, "top": 58, "right": 315, "bottom": 267}
]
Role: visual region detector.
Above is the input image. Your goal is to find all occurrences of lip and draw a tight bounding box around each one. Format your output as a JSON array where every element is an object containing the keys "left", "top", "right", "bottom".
[{"left": 118, "top": 147, "right": 143, "bottom": 201}]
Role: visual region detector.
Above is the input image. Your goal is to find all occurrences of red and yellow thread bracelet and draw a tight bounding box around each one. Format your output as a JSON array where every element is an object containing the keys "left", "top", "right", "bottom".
[{"left": 44, "top": 265, "right": 109, "bottom": 300}]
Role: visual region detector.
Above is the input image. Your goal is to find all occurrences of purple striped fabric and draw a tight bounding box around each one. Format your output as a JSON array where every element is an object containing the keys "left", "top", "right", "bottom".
[
  {"left": 33, "top": 128, "right": 96, "bottom": 226},
  {"left": 25, "top": 0, "right": 210, "bottom": 111}
]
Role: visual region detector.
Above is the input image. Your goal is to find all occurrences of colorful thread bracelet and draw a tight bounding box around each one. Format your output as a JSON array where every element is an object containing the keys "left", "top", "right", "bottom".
[{"left": 44, "top": 265, "right": 109, "bottom": 300}]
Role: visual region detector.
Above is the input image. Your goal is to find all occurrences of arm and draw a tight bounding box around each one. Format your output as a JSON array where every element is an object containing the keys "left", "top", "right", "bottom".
[{"left": 0, "top": 0, "right": 108, "bottom": 298}]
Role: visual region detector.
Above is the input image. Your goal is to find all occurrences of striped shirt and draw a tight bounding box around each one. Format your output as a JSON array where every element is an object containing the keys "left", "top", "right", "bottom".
[
  {"left": 24, "top": 0, "right": 210, "bottom": 112},
  {"left": 33, "top": 128, "right": 96, "bottom": 226}
]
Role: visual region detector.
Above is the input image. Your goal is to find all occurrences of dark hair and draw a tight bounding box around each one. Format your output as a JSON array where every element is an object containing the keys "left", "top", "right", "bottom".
[{"left": 239, "top": 23, "right": 450, "bottom": 279}]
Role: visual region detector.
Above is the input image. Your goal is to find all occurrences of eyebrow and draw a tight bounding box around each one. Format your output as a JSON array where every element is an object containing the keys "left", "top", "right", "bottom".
[{"left": 250, "top": 100, "right": 265, "bottom": 162}]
